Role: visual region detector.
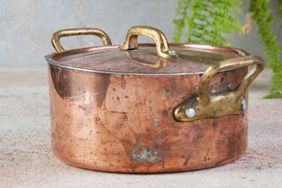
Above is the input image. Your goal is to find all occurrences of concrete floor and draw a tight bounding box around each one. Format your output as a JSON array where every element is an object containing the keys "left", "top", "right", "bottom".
[{"left": 0, "top": 64, "right": 282, "bottom": 188}]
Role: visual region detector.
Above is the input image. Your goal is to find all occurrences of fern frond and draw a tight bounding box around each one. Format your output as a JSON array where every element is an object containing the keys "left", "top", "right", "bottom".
[
  {"left": 173, "top": 0, "right": 189, "bottom": 42},
  {"left": 250, "top": 0, "right": 282, "bottom": 98},
  {"left": 173, "top": 0, "right": 282, "bottom": 99},
  {"left": 173, "top": 0, "right": 242, "bottom": 45}
]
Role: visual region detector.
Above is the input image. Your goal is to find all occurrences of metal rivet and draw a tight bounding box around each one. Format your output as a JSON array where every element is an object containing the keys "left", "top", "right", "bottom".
[
  {"left": 185, "top": 108, "right": 196, "bottom": 118},
  {"left": 211, "top": 89, "right": 216, "bottom": 94},
  {"left": 129, "top": 44, "right": 136, "bottom": 49},
  {"left": 228, "top": 82, "right": 233, "bottom": 90},
  {"left": 241, "top": 98, "right": 247, "bottom": 111},
  {"left": 169, "top": 50, "right": 176, "bottom": 56}
]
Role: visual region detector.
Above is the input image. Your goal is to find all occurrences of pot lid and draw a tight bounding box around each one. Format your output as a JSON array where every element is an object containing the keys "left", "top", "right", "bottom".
[{"left": 47, "top": 26, "right": 248, "bottom": 75}]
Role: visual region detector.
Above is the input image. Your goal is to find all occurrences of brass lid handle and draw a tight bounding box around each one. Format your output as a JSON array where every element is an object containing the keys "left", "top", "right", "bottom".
[
  {"left": 120, "top": 26, "right": 177, "bottom": 59},
  {"left": 125, "top": 51, "right": 169, "bottom": 68},
  {"left": 51, "top": 28, "right": 112, "bottom": 52},
  {"left": 173, "top": 56, "right": 265, "bottom": 122}
]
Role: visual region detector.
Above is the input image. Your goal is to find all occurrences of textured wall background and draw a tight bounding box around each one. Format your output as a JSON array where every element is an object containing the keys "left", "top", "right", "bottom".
[{"left": 0, "top": 0, "right": 280, "bottom": 64}]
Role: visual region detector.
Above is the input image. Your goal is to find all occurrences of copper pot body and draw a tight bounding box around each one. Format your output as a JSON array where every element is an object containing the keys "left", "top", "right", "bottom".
[{"left": 48, "top": 63, "right": 248, "bottom": 173}]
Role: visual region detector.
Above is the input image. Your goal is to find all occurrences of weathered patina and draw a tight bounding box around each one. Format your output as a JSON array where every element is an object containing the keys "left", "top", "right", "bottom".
[{"left": 46, "top": 26, "right": 265, "bottom": 173}]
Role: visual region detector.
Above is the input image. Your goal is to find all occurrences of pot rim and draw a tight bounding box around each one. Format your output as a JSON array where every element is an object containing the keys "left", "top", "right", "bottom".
[{"left": 46, "top": 43, "right": 249, "bottom": 76}]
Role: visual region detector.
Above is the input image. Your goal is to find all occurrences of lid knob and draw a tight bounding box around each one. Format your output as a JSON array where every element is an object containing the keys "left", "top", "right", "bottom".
[{"left": 120, "top": 26, "right": 177, "bottom": 59}]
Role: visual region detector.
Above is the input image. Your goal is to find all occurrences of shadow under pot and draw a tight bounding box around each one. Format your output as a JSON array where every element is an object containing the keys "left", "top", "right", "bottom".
[{"left": 45, "top": 26, "right": 265, "bottom": 173}]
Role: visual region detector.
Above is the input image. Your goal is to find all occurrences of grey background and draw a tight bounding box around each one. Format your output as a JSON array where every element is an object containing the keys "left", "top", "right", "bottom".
[{"left": 0, "top": 0, "right": 280, "bottom": 65}]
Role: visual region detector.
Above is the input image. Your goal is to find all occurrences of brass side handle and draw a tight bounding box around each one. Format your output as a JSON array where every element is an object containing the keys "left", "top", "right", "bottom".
[
  {"left": 120, "top": 26, "right": 177, "bottom": 59},
  {"left": 173, "top": 56, "right": 265, "bottom": 122},
  {"left": 51, "top": 28, "right": 112, "bottom": 52}
]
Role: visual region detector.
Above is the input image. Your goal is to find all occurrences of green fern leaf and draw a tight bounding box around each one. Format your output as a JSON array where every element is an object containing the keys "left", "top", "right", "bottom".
[{"left": 250, "top": 0, "right": 282, "bottom": 98}]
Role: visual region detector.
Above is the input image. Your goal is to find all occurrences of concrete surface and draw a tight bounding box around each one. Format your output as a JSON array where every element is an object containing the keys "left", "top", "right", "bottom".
[
  {"left": 0, "top": 64, "right": 282, "bottom": 188},
  {"left": 0, "top": 0, "right": 281, "bottom": 65}
]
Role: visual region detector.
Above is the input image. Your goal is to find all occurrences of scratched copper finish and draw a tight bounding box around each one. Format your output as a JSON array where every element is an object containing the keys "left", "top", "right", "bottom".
[{"left": 46, "top": 44, "right": 249, "bottom": 173}]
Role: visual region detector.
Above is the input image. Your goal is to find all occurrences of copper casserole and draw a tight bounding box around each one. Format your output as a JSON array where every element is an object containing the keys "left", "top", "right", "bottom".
[{"left": 46, "top": 26, "right": 265, "bottom": 173}]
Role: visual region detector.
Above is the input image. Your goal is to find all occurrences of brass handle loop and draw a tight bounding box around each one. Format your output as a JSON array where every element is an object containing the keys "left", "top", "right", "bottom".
[
  {"left": 199, "top": 56, "right": 265, "bottom": 105},
  {"left": 125, "top": 51, "right": 169, "bottom": 68},
  {"left": 51, "top": 28, "right": 112, "bottom": 52},
  {"left": 173, "top": 56, "right": 265, "bottom": 122},
  {"left": 120, "top": 26, "right": 177, "bottom": 59}
]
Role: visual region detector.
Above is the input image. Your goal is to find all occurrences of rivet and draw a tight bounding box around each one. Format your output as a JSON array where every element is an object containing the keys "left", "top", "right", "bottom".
[
  {"left": 169, "top": 50, "right": 176, "bottom": 56},
  {"left": 129, "top": 44, "right": 136, "bottom": 49},
  {"left": 228, "top": 82, "right": 233, "bottom": 90},
  {"left": 241, "top": 98, "right": 247, "bottom": 111},
  {"left": 185, "top": 108, "right": 196, "bottom": 118}
]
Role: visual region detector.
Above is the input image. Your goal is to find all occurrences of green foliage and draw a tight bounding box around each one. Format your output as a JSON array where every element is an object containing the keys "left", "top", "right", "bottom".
[
  {"left": 173, "top": 0, "right": 282, "bottom": 99},
  {"left": 173, "top": 0, "right": 242, "bottom": 45},
  {"left": 279, "top": 0, "right": 282, "bottom": 51},
  {"left": 250, "top": 0, "right": 282, "bottom": 98},
  {"left": 173, "top": 0, "right": 189, "bottom": 43}
]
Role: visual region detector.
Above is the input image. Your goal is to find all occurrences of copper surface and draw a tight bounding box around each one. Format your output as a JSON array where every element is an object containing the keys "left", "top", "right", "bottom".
[
  {"left": 46, "top": 26, "right": 265, "bottom": 173},
  {"left": 46, "top": 43, "right": 248, "bottom": 75},
  {"left": 48, "top": 62, "right": 248, "bottom": 173}
]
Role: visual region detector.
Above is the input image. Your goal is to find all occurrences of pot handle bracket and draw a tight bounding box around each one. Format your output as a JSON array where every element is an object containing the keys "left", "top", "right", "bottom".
[
  {"left": 51, "top": 28, "right": 112, "bottom": 52},
  {"left": 173, "top": 56, "right": 265, "bottom": 122},
  {"left": 120, "top": 25, "right": 177, "bottom": 59}
]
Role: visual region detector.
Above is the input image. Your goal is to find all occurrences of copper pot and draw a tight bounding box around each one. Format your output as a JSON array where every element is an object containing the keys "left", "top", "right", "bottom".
[{"left": 46, "top": 26, "right": 265, "bottom": 173}]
